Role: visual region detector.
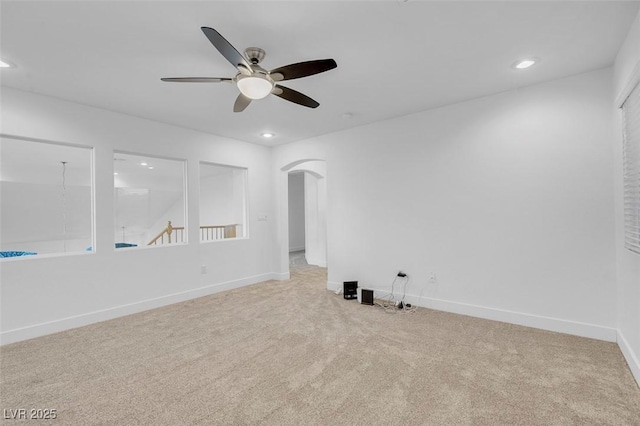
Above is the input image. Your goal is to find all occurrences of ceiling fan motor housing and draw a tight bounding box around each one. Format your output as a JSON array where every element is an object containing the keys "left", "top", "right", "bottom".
[{"left": 244, "top": 47, "right": 266, "bottom": 64}]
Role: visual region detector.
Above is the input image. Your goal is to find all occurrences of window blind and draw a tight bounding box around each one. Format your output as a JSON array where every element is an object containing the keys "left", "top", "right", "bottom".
[{"left": 622, "top": 81, "right": 640, "bottom": 254}]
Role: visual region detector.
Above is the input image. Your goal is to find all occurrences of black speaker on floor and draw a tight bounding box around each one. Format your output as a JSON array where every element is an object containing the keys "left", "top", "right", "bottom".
[
  {"left": 343, "top": 281, "right": 358, "bottom": 300},
  {"left": 360, "top": 289, "right": 374, "bottom": 305}
]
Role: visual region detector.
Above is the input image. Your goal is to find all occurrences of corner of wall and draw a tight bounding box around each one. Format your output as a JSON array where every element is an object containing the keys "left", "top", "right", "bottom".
[{"left": 617, "top": 330, "right": 640, "bottom": 388}]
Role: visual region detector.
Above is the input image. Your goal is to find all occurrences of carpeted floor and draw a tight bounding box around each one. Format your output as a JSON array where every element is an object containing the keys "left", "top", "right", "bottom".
[{"left": 1, "top": 266, "right": 639, "bottom": 425}]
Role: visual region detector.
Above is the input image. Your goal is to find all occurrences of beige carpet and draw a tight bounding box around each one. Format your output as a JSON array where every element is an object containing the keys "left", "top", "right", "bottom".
[{"left": 1, "top": 266, "right": 639, "bottom": 425}]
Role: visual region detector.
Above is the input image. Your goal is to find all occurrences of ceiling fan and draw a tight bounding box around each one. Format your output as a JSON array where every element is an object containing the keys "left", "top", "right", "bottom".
[{"left": 161, "top": 27, "right": 337, "bottom": 112}]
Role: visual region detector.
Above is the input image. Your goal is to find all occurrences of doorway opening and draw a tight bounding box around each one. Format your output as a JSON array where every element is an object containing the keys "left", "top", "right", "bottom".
[
  {"left": 288, "top": 172, "right": 307, "bottom": 266},
  {"left": 281, "top": 159, "right": 327, "bottom": 276}
]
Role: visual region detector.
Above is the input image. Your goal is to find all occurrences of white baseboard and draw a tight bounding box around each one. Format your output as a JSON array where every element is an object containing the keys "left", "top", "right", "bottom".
[
  {"left": 413, "top": 295, "right": 616, "bottom": 342},
  {"left": 326, "top": 281, "right": 617, "bottom": 342},
  {"left": 1, "top": 272, "right": 285, "bottom": 346},
  {"left": 272, "top": 271, "right": 290, "bottom": 281},
  {"left": 617, "top": 330, "right": 640, "bottom": 388}
]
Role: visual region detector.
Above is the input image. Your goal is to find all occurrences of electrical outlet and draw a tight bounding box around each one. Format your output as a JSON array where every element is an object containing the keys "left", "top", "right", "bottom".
[
  {"left": 201, "top": 265, "right": 207, "bottom": 275},
  {"left": 428, "top": 273, "right": 437, "bottom": 284}
]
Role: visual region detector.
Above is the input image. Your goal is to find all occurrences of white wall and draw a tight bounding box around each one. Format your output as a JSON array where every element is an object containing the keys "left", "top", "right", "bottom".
[
  {"left": 288, "top": 172, "right": 305, "bottom": 252},
  {"left": 274, "top": 68, "right": 617, "bottom": 341},
  {"left": 304, "top": 173, "right": 327, "bottom": 267},
  {"left": 2, "top": 182, "right": 92, "bottom": 252},
  {"left": 613, "top": 10, "right": 640, "bottom": 385},
  {"left": 0, "top": 87, "right": 280, "bottom": 344}
]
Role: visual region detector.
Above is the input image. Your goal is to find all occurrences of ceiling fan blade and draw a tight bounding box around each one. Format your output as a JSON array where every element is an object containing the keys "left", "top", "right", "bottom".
[
  {"left": 201, "top": 27, "right": 252, "bottom": 72},
  {"left": 234, "top": 93, "right": 252, "bottom": 112},
  {"left": 270, "top": 59, "right": 337, "bottom": 81},
  {"left": 161, "top": 77, "right": 233, "bottom": 83},
  {"left": 272, "top": 85, "right": 319, "bottom": 108}
]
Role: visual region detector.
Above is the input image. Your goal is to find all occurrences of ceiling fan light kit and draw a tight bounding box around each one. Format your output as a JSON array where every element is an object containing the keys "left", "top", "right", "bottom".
[
  {"left": 236, "top": 73, "right": 273, "bottom": 100},
  {"left": 161, "top": 27, "right": 337, "bottom": 112}
]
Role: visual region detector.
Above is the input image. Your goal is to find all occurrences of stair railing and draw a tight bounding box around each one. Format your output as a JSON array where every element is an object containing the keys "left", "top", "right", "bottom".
[
  {"left": 147, "top": 221, "right": 185, "bottom": 245},
  {"left": 147, "top": 221, "right": 238, "bottom": 245}
]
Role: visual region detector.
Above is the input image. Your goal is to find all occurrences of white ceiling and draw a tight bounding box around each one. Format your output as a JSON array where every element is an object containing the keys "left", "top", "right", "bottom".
[{"left": 1, "top": 1, "right": 638, "bottom": 146}]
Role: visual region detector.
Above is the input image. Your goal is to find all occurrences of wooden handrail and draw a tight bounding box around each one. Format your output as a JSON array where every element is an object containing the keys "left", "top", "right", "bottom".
[
  {"left": 147, "top": 224, "right": 167, "bottom": 245},
  {"left": 148, "top": 221, "right": 237, "bottom": 245},
  {"left": 148, "top": 221, "right": 185, "bottom": 246}
]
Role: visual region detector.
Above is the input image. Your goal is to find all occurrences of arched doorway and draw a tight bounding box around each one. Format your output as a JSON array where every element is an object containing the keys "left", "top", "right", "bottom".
[{"left": 279, "top": 159, "right": 327, "bottom": 277}]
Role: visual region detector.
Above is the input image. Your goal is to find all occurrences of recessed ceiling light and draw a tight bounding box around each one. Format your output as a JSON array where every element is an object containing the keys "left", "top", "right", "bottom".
[
  {"left": 512, "top": 58, "right": 538, "bottom": 70},
  {"left": 148, "top": 166, "right": 154, "bottom": 170},
  {"left": 341, "top": 113, "right": 353, "bottom": 119},
  {"left": 114, "top": 172, "right": 119, "bottom": 176},
  {"left": 0, "top": 59, "right": 14, "bottom": 68},
  {"left": 261, "top": 133, "right": 275, "bottom": 138},
  {"left": 140, "top": 162, "right": 148, "bottom": 166}
]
